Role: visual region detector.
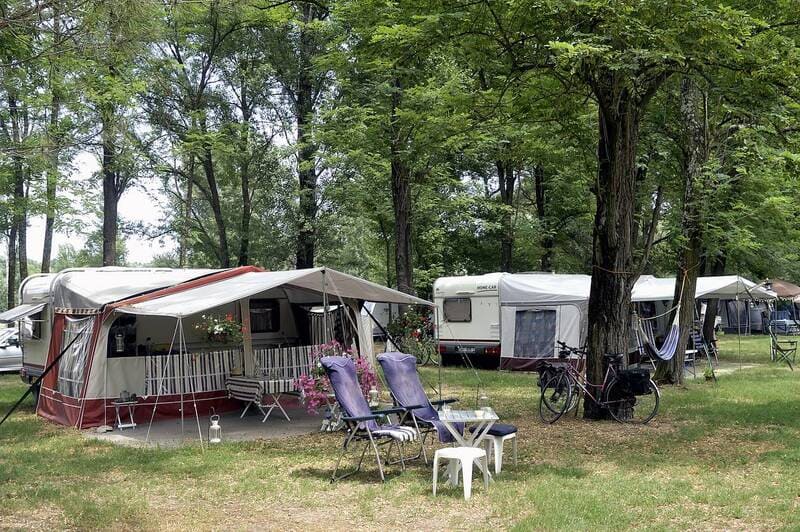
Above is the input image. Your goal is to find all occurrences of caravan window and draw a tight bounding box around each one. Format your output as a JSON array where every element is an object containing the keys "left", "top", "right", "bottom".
[
  {"left": 514, "top": 309, "right": 557, "bottom": 358},
  {"left": 443, "top": 298, "right": 471, "bottom": 322},
  {"left": 250, "top": 299, "right": 280, "bottom": 333}
]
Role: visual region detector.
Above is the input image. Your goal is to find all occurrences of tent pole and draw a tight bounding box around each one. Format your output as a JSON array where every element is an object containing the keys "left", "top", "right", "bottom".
[
  {"left": 146, "top": 319, "right": 180, "bottom": 444},
  {"left": 435, "top": 305, "right": 442, "bottom": 401},
  {"left": 180, "top": 319, "right": 185, "bottom": 435},
  {"left": 0, "top": 328, "right": 86, "bottom": 429},
  {"left": 322, "top": 269, "right": 329, "bottom": 344},
  {"left": 180, "top": 319, "right": 204, "bottom": 450}
]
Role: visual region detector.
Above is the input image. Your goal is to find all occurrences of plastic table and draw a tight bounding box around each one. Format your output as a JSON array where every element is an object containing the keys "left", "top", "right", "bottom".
[{"left": 437, "top": 408, "right": 499, "bottom": 483}]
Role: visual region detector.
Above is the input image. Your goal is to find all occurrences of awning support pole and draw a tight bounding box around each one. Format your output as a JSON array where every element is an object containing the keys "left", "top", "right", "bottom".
[
  {"left": 146, "top": 319, "right": 180, "bottom": 444},
  {"left": 179, "top": 318, "right": 204, "bottom": 450},
  {"left": 322, "top": 269, "right": 329, "bottom": 344},
  {"left": 0, "top": 328, "right": 85, "bottom": 429}
]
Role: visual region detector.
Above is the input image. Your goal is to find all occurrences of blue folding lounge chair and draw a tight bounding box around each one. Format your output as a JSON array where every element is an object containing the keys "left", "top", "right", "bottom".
[
  {"left": 321, "top": 356, "right": 418, "bottom": 482},
  {"left": 376, "top": 352, "right": 462, "bottom": 463}
]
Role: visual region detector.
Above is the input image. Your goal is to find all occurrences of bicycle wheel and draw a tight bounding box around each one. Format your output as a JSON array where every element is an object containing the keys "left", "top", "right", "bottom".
[
  {"left": 539, "top": 371, "right": 572, "bottom": 424},
  {"left": 604, "top": 378, "right": 660, "bottom": 424}
]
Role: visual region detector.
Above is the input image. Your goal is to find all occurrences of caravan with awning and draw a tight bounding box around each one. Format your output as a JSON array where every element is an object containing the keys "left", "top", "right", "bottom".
[
  {"left": 2, "top": 266, "right": 429, "bottom": 429},
  {"left": 498, "top": 273, "right": 776, "bottom": 370}
]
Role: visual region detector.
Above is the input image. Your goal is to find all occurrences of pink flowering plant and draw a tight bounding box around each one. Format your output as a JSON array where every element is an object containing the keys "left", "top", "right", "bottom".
[{"left": 294, "top": 340, "right": 379, "bottom": 415}]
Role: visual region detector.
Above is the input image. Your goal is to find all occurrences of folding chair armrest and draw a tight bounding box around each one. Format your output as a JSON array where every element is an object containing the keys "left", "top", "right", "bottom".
[
  {"left": 342, "top": 413, "right": 381, "bottom": 423},
  {"left": 402, "top": 403, "right": 427, "bottom": 411},
  {"left": 432, "top": 398, "right": 458, "bottom": 409},
  {"left": 372, "top": 407, "right": 407, "bottom": 417}
]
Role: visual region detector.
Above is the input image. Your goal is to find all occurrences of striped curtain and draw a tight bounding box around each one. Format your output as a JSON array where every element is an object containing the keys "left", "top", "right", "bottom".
[
  {"left": 145, "top": 348, "right": 239, "bottom": 396},
  {"left": 254, "top": 345, "right": 314, "bottom": 380}
]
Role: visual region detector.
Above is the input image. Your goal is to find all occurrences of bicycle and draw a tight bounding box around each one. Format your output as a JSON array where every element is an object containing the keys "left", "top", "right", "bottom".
[{"left": 538, "top": 341, "right": 660, "bottom": 424}]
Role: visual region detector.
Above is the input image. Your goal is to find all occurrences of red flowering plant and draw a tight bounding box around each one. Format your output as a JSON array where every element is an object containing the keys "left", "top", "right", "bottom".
[
  {"left": 194, "top": 313, "right": 244, "bottom": 344},
  {"left": 294, "top": 340, "right": 379, "bottom": 415}
]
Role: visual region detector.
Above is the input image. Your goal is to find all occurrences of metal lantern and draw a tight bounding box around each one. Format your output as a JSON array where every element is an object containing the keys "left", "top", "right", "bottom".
[
  {"left": 115, "top": 333, "right": 125, "bottom": 353},
  {"left": 208, "top": 413, "right": 222, "bottom": 444}
]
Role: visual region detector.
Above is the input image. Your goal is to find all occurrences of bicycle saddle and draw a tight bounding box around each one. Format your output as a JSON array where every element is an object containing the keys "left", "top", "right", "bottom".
[{"left": 603, "top": 353, "right": 624, "bottom": 361}]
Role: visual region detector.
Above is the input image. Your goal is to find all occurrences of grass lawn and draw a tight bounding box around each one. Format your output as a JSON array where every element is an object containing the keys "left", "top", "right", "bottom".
[{"left": 2, "top": 336, "right": 799, "bottom": 530}]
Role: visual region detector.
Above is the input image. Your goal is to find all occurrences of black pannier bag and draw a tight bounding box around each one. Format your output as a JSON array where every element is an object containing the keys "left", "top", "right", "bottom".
[
  {"left": 537, "top": 364, "right": 558, "bottom": 390},
  {"left": 617, "top": 368, "right": 652, "bottom": 395}
]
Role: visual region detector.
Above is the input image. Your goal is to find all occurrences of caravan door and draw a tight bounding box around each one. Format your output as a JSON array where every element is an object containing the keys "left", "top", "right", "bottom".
[{"left": 500, "top": 303, "right": 584, "bottom": 370}]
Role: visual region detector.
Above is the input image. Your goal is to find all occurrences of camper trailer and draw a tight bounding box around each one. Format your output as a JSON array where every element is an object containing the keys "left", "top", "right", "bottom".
[
  {"left": 0, "top": 266, "right": 427, "bottom": 429},
  {"left": 432, "top": 271, "right": 775, "bottom": 371},
  {"left": 433, "top": 273, "right": 505, "bottom": 363}
]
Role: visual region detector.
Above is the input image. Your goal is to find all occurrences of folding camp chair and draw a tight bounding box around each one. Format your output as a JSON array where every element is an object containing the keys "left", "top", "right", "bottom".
[
  {"left": 377, "top": 352, "right": 461, "bottom": 464},
  {"left": 321, "top": 356, "right": 419, "bottom": 482},
  {"left": 769, "top": 329, "right": 797, "bottom": 370}
]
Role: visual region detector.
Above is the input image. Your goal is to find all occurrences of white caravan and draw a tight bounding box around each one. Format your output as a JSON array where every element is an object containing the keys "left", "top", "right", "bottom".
[{"left": 433, "top": 273, "right": 506, "bottom": 362}]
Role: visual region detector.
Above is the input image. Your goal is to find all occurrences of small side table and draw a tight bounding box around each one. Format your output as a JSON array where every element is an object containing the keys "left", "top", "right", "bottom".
[{"left": 113, "top": 400, "right": 138, "bottom": 430}]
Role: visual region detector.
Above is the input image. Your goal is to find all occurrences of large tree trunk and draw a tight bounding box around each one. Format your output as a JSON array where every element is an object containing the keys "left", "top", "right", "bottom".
[
  {"left": 294, "top": 3, "right": 320, "bottom": 269},
  {"left": 585, "top": 93, "right": 640, "bottom": 420},
  {"left": 655, "top": 78, "right": 708, "bottom": 384},
  {"left": 496, "top": 159, "right": 516, "bottom": 272}
]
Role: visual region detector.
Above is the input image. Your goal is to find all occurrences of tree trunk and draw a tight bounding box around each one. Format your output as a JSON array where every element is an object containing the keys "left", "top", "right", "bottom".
[
  {"left": 237, "top": 80, "right": 252, "bottom": 267},
  {"left": 702, "top": 252, "right": 726, "bottom": 340},
  {"left": 533, "top": 165, "right": 554, "bottom": 271},
  {"left": 198, "top": 117, "right": 230, "bottom": 268},
  {"left": 655, "top": 77, "right": 708, "bottom": 384},
  {"left": 390, "top": 75, "right": 414, "bottom": 295},
  {"left": 7, "top": 225, "right": 17, "bottom": 309},
  {"left": 497, "top": 159, "right": 516, "bottom": 272},
  {"left": 585, "top": 93, "right": 640, "bottom": 420},
  {"left": 392, "top": 155, "right": 414, "bottom": 295},
  {"left": 179, "top": 155, "right": 194, "bottom": 268},
  {"left": 41, "top": 5, "right": 62, "bottom": 273},
  {"left": 294, "top": 3, "right": 319, "bottom": 269},
  {"left": 8, "top": 91, "right": 27, "bottom": 280},
  {"left": 102, "top": 135, "right": 119, "bottom": 267}
]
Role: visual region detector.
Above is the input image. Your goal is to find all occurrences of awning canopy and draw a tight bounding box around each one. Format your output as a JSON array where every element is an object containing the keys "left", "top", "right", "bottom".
[
  {"left": 115, "top": 267, "right": 432, "bottom": 318},
  {"left": 51, "top": 267, "right": 220, "bottom": 310},
  {"left": 0, "top": 302, "right": 46, "bottom": 323},
  {"left": 761, "top": 279, "right": 800, "bottom": 299},
  {"left": 498, "top": 273, "right": 775, "bottom": 306}
]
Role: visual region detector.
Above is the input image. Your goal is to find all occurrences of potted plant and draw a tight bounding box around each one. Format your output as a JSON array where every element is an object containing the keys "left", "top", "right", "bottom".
[
  {"left": 294, "top": 340, "right": 378, "bottom": 415},
  {"left": 194, "top": 314, "right": 244, "bottom": 345}
]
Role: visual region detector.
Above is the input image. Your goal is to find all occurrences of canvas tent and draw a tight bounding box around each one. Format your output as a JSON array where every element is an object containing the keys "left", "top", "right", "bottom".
[
  {"left": 759, "top": 278, "right": 800, "bottom": 333},
  {"left": 498, "top": 273, "right": 775, "bottom": 370},
  {"left": 7, "top": 266, "right": 429, "bottom": 429}
]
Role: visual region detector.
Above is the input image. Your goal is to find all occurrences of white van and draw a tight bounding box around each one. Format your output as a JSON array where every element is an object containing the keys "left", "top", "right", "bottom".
[{"left": 433, "top": 273, "right": 505, "bottom": 362}]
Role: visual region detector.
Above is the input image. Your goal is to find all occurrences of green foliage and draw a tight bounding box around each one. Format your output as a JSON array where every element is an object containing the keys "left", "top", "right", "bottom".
[{"left": 1, "top": 0, "right": 800, "bottom": 304}]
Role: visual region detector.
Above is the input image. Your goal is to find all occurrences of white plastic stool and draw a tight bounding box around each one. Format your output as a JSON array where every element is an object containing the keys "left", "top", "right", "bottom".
[
  {"left": 432, "top": 447, "right": 488, "bottom": 500},
  {"left": 484, "top": 432, "right": 518, "bottom": 474}
]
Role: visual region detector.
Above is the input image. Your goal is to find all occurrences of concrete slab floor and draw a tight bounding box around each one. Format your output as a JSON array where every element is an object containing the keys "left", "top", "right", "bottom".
[{"left": 84, "top": 406, "right": 323, "bottom": 448}]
